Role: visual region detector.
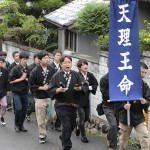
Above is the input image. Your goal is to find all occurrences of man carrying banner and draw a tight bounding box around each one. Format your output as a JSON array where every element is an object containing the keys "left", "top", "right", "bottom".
[
  {"left": 116, "top": 62, "right": 150, "bottom": 150},
  {"left": 108, "top": 0, "right": 144, "bottom": 149},
  {"left": 100, "top": 71, "right": 118, "bottom": 150}
]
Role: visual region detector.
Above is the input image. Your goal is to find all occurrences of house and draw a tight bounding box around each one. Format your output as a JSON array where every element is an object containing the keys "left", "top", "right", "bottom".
[
  {"left": 44, "top": 0, "right": 150, "bottom": 60},
  {"left": 44, "top": 0, "right": 106, "bottom": 61}
]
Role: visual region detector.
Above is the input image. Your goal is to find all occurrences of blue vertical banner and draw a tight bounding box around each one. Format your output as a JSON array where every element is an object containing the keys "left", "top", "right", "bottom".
[{"left": 109, "top": 0, "right": 142, "bottom": 101}]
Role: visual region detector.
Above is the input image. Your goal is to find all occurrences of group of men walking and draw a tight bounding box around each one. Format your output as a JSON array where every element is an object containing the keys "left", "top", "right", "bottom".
[{"left": 0, "top": 49, "right": 150, "bottom": 150}]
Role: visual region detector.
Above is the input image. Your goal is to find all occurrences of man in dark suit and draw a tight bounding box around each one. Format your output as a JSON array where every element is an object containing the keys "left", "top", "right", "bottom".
[
  {"left": 76, "top": 59, "right": 98, "bottom": 143},
  {"left": 50, "top": 49, "right": 62, "bottom": 132}
]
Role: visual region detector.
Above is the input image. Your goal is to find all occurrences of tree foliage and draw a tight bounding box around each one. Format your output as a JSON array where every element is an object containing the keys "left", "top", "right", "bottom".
[
  {"left": 0, "top": 1, "right": 19, "bottom": 14},
  {"left": 32, "top": 0, "right": 65, "bottom": 17},
  {"left": 0, "top": 0, "right": 64, "bottom": 51},
  {"left": 75, "top": 3, "right": 109, "bottom": 35},
  {"left": 94, "top": 20, "right": 150, "bottom": 55},
  {"left": 139, "top": 20, "right": 150, "bottom": 54}
]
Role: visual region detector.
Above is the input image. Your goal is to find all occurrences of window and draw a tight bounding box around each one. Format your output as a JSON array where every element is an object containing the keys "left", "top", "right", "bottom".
[{"left": 65, "top": 29, "right": 77, "bottom": 52}]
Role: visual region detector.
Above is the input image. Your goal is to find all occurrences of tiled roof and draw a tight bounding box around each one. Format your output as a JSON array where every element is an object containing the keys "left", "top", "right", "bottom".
[{"left": 44, "top": 0, "right": 104, "bottom": 27}]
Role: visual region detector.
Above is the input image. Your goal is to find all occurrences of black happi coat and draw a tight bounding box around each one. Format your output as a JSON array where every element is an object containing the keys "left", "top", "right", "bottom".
[
  {"left": 48, "top": 70, "right": 82, "bottom": 105},
  {"left": 78, "top": 71, "right": 98, "bottom": 107},
  {"left": 28, "top": 63, "right": 37, "bottom": 73},
  {"left": 50, "top": 61, "right": 60, "bottom": 73},
  {"left": 115, "top": 80, "right": 150, "bottom": 126},
  {"left": 29, "top": 65, "right": 55, "bottom": 99},
  {"left": 8, "top": 62, "right": 18, "bottom": 73},
  {"left": 0, "top": 67, "right": 9, "bottom": 99},
  {"left": 9, "top": 64, "right": 30, "bottom": 94}
]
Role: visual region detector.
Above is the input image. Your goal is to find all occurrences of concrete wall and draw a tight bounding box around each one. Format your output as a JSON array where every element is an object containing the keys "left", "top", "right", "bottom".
[{"left": 76, "top": 33, "right": 100, "bottom": 61}]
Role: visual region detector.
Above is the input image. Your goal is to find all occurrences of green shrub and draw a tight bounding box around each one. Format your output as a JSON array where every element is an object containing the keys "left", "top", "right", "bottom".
[
  {"left": 0, "top": 23, "right": 8, "bottom": 39},
  {"left": 94, "top": 20, "right": 150, "bottom": 55},
  {"left": 26, "top": 28, "right": 58, "bottom": 50},
  {"left": 3, "top": 12, "right": 26, "bottom": 28},
  {"left": 3, "top": 27, "right": 23, "bottom": 43},
  {"left": 75, "top": 2, "right": 109, "bottom": 35},
  {"left": 94, "top": 34, "right": 109, "bottom": 51},
  {"left": 0, "top": 1, "right": 19, "bottom": 14},
  {"left": 139, "top": 30, "right": 150, "bottom": 54},
  {"left": 32, "top": 0, "right": 65, "bottom": 17},
  {"left": 3, "top": 15, "right": 44, "bottom": 45},
  {"left": 0, "top": 0, "right": 61, "bottom": 50}
]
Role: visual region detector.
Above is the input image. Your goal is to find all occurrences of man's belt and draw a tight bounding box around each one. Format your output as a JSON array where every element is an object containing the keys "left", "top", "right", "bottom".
[{"left": 56, "top": 102, "right": 78, "bottom": 107}]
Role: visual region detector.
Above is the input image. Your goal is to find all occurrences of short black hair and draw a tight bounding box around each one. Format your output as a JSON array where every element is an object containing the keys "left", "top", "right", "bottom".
[
  {"left": 0, "top": 51, "right": 7, "bottom": 56},
  {"left": 53, "top": 49, "right": 62, "bottom": 56},
  {"left": 19, "top": 51, "right": 29, "bottom": 59},
  {"left": 77, "top": 59, "right": 88, "bottom": 69},
  {"left": 0, "top": 56, "right": 5, "bottom": 62},
  {"left": 60, "top": 55, "right": 72, "bottom": 64},
  {"left": 141, "top": 62, "right": 148, "bottom": 69},
  {"left": 37, "top": 50, "right": 49, "bottom": 60},
  {"left": 33, "top": 52, "right": 39, "bottom": 59},
  {"left": 12, "top": 51, "right": 19, "bottom": 57}
]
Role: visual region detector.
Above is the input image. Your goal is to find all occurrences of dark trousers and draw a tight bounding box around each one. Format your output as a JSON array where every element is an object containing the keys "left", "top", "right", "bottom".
[
  {"left": 55, "top": 116, "right": 61, "bottom": 128},
  {"left": 26, "top": 94, "right": 35, "bottom": 116},
  {"left": 6, "top": 95, "right": 11, "bottom": 107},
  {"left": 55, "top": 105, "right": 77, "bottom": 149},
  {"left": 13, "top": 93, "right": 28, "bottom": 127},
  {"left": 102, "top": 103, "right": 118, "bottom": 150},
  {"left": 77, "top": 105, "right": 90, "bottom": 137}
]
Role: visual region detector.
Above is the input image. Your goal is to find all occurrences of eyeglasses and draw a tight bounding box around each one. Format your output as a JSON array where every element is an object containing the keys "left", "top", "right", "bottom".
[{"left": 62, "top": 61, "right": 72, "bottom": 65}]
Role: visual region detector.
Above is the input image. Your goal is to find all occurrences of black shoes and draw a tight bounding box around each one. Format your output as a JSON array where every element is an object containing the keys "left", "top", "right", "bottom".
[
  {"left": 50, "top": 123, "right": 54, "bottom": 129},
  {"left": 63, "top": 146, "right": 71, "bottom": 150},
  {"left": 81, "top": 136, "right": 89, "bottom": 143},
  {"left": 75, "top": 128, "right": 80, "bottom": 136},
  {"left": 20, "top": 126, "right": 28, "bottom": 132},
  {"left": 1, "top": 117, "right": 6, "bottom": 126},
  {"left": 15, "top": 126, "right": 28, "bottom": 132},
  {"left": 39, "top": 138, "right": 46, "bottom": 144},
  {"left": 15, "top": 126, "right": 20, "bottom": 132},
  {"left": 6, "top": 106, "right": 12, "bottom": 111},
  {"left": 55, "top": 127, "right": 61, "bottom": 132},
  {"left": 26, "top": 115, "right": 30, "bottom": 121},
  {"left": 50, "top": 123, "right": 61, "bottom": 132}
]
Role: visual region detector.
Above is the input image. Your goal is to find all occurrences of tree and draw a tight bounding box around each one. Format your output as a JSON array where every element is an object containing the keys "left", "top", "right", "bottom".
[
  {"left": 94, "top": 20, "right": 150, "bottom": 55},
  {"left": 0, "top": 0, "right": 65, "bottom": 51},
  {"left": 75, "top": 2, "right": 109, "bottom": 35}
]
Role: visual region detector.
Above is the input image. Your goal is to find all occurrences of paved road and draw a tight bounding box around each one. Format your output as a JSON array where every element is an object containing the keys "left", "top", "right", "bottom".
[{"left": 0, "top": 112, "right": 139, "bottom": 150}]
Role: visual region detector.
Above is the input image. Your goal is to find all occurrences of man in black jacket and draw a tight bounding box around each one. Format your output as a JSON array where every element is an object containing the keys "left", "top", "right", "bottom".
[
  {"left": 0, "top": 51, "right": 11, "bottom": 111},
  {"left": 0, "top": 57, "right": 9, "bottom": 126},
  {"left": 29, "top": 50, "right": 55, "bottom": 144},
  {"left": 100, "top": 73, "right": 118, "bottom": 150},
  {"left": 0, "top": 51, "right": 10, "bottom": 69},
  {"left": 8, "top": 51, "right": 20, "bottom": 73},
  {"left": 26, "top": 52, "right": 40, "bottom": 121},
  {"left": 76, "top": 59, "right": 98, "bottom": 143},
  {"left": 9, "top": 51, "right": 30, "bottom": 132},
  {"left": 117, "top": 62, "right": 150, "bottom": 150},
  {"left": 48, "top": 55, "right": 83, "bottom": 150},
  {"left": 7, "top": 51, "right": 20, "bottom": 111},
  {"left": 50, "top": 49, "right": 62, "bottom": 132}
]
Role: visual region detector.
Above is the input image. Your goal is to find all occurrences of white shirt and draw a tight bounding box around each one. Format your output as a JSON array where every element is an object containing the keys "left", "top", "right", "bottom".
[{"left": 81, "top": 72, "right": 92, "bottom": 90}]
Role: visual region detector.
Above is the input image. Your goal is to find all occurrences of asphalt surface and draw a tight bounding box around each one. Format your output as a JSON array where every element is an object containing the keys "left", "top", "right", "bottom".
[{"left": 0, "top": 111, "right": 139, "bottom": 150}]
